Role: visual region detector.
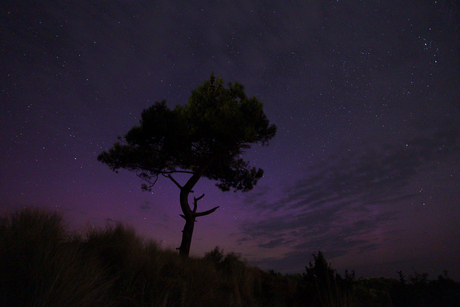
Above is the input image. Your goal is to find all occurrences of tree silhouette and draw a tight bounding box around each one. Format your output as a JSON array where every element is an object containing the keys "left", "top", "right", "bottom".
[{"left": 98, "top": 73, "right": 277, "bottom": 256}]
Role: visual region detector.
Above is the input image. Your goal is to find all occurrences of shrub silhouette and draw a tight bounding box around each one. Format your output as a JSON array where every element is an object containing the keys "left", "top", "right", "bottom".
[
  {"left": 302, "top": 251, "right": 355, "bottom": 307},
  {"left": 204, "top": 246, "right": 225, "bottom": 265},
  {"left": 0, "top": 207, "right": 113, "bottom": 306},
  {"left": 1, "top": 207, "right": 459, "bottom": 307},
  {"left": 0, "top": 208, "right": 275, "bottom": 306}
]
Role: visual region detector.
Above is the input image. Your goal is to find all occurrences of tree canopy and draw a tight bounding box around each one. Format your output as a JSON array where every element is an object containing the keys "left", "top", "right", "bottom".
[{"left": 98, "top": 73, "right": 277, "bottom": 256}]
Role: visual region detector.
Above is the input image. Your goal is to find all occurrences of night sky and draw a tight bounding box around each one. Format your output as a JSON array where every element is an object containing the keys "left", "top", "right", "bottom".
[{"left": 2, "top": 1, "right": 459, "bottom": 280}]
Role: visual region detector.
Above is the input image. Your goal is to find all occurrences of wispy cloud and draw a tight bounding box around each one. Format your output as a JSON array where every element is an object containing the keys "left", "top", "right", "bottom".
[{"left": 239, "top": 127, "right": 460, "bottom": 271}]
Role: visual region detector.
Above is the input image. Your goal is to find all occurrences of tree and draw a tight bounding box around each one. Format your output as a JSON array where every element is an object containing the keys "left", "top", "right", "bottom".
[
  {"left": 303, "top": 251, "right": 355, "bottom": 307},
  {"left": 98, "top": 73, "right": 277, "bottom": 256}
]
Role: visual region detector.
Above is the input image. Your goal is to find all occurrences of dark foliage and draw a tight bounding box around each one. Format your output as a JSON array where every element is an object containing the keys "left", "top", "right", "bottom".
[
  {"left": 98, "top": 73, "right": 277, "bottom": 193},
  {"left": 1, "top": 207, "right": 459, "bottom": 307},
  {"left": 301, "top": 251, "right": 355, "bottom": 307},
  {"left": 0, "top": 207, "right": 113, "bottom": 306}
]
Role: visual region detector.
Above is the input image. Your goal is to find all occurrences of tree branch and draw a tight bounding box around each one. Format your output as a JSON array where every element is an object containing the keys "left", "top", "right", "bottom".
[
  {"left": 236, "top": 144, "right": 251, "bottom": 149},
  {"left": 165, "top": 174, "right": 183, "bottom": 189},
  {"left": 195, "top": 206, "right": 220, "bottom": 217},
  {"left": 162, "top": 170, "right": 195, "bottom": 174},
  {"left": 193, "top": 193, "right": 205, "bottom": 213},
  {"left": 137, "top": 172, "right": 159, "bottom": 191}
]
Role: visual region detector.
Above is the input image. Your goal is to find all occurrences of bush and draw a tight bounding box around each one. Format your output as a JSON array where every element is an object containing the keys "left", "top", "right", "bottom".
[
  {"left": 0, "top": 207, "right": 113, "bottom": 306},
  {"left": 301, "top": 251, "right": 355, "bottom": 307},
  {"left": 1, "top": 207, "right": 459, "bottom": 307}
]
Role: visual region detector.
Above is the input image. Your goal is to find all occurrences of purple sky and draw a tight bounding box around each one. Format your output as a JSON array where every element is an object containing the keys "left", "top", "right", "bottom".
[{"left": 1, "top": 0, "right": 459, "bottom": 280}]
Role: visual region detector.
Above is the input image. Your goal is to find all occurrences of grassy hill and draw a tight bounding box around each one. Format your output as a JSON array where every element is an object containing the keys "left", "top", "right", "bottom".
[{"left": 0, "top": 207, "right": 458, "bottom": 307}]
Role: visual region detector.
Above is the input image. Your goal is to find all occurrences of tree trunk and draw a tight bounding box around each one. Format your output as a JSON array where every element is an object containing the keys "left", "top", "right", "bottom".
[
  {"left": 175, "top": 169, "right": 219, "bottom": 257},
  {"left": 178, "top": 216, "right": 195, "bottom": 256},
  {"left": 177, "top": 181, "right": 195, "bottom": 257}
]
